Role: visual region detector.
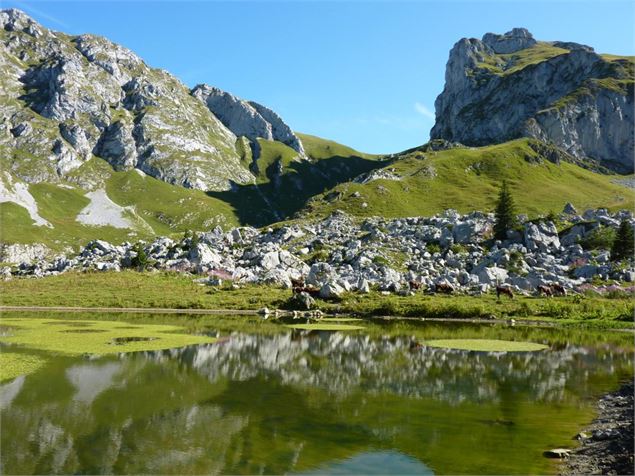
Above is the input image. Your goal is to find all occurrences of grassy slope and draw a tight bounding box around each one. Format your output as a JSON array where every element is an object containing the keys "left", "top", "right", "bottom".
[
  {"left": 0, "top": 181, "right": 150, "bottom": 249},
  {"left": 476, "top": 42, "right": 569, "bottom": 76},
  {"left": 0, "top": 271, "right": 632, "bottom": 327},
  {"left": 300, "top": 139, "right": 634, "bottom": 220},
  {"left": 105, "top": 168, "right": 240, "bottom": 234},
  {"left": 1, "top": 157, "right": 242, "bottom": 250},
  {"left": 206, "top": 134, "right": 385, "bottom": 226}
]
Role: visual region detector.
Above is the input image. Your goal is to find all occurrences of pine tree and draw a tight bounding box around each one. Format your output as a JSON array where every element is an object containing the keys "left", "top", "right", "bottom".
[
  {"left": 130, "top": 243, "right": 148, "bottom": 270},
  {"left": 611, "top": 219, "right": 634, "bottom": 262},
  {"left": 494, "top": 181, "right": 517, "bottom": 241}
]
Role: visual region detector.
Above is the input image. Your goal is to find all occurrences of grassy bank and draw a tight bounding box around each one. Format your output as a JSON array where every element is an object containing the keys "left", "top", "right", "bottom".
[{"left": 1, "top": 271, "right": 633, "bottom": 328}]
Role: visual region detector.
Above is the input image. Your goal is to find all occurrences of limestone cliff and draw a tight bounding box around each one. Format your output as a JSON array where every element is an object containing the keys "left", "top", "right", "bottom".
[{"left": 430, "top": 28, "right": 634, "bottom": 173}]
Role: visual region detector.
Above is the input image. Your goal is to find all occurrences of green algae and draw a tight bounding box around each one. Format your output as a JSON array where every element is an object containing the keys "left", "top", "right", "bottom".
[
  {"left": 426, "top": 338, "right": 549, "bottom": 352},
  {"left": 0, "top": 318, "right": 216, "bottom": 355}
]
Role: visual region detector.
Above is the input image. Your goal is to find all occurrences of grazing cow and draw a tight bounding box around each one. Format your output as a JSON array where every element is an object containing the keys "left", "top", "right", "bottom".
[
  {"left": 435, "top": 282, "right": 455, "bottom": 294},
  {"left": 496, "top": 285, "right": 514, "bottom": 299},
  {"left": 537, "top": 285, "right": 553, "bottom": 297},
  {"left": 291, "top": 277, "right": 305, "bottom": 289},
  {"left": 293, "top": 286, "right": 321, "bottom": 298},
  {"left": 409, "top": 280, "right": 422, "bottom": 291},
  {"left": 551, "top": 283, "right": 567, "bottom": 297}
]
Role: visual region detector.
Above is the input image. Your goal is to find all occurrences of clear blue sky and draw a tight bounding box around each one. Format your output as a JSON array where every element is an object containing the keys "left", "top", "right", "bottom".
[{"left": 3, "top": 1, "right": 634, "bottom": 154}]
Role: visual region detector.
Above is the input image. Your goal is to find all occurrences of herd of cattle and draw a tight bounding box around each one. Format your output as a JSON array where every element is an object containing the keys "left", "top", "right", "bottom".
[{"left": 290, "top": 278, "right": 568, "bottom": 300}]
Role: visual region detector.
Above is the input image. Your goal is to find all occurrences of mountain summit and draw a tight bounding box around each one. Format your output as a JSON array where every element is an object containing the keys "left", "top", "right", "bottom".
[
  {"left": 0, "top": 8, "right": 304, "bottom": 191},
  {"left": 430, "top": 28, "right": 634, "bottom": 172}
]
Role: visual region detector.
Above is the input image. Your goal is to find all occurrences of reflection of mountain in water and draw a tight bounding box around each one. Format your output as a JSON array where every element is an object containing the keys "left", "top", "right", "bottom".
[
  {"left": 155, "top": 332, "right": 627, "bottom": 405},
  {"left": 0, "top": 331, "right": 632, "bottom": 475}
]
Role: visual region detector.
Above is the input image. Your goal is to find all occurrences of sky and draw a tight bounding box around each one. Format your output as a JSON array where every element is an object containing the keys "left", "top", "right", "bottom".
[{"left": 2, "top": 0, "right": 634, "bottom": 154}]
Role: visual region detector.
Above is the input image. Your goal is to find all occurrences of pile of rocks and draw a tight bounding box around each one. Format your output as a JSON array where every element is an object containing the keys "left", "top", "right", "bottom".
[{"left": 4, "top": 205, "right": 634, "bottom": 298}]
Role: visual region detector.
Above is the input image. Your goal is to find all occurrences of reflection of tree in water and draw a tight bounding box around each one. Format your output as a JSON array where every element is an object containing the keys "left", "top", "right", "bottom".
[{"left": 0, "top": 332, "right": 632, "bottom": 475}]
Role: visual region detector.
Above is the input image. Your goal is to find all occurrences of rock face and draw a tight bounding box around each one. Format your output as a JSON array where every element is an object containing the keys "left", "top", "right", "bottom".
[
  {"left": 0, "top": 9, "right": 302, "bottom": 191},
  {"left": 192, "top": 85, "right": 305, "bottom": 158},
  {"left": 430, "top": 28, "right": 634, "bottom": 173}
]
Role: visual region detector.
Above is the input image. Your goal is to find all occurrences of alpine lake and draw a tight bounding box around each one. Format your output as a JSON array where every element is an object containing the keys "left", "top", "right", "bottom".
[{"left": 0, "top": 312, "right": 632, "bottom": 475}]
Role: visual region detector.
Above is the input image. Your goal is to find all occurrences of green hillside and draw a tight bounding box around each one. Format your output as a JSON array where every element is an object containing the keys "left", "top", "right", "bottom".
[
  {"left": 206, "top": 135, "right": 385, "bottom": 225},
  {"left": 2, "top": 136, "right": 633, "bottom": 253},
  {"left": 299, "top": 139, "right": 634, "bottom": 220}
]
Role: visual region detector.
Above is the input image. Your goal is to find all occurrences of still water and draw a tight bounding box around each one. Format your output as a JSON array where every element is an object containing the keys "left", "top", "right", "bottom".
[{"left": 1, "top": 314, "right": 633, "bottom": 475}]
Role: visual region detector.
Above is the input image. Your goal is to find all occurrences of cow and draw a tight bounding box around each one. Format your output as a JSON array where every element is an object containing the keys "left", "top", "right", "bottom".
[
  {"left": 537, "top": 285, "right": 553, "bottom": 297},
  {"left": 435, "top": 282, "right": 455, "bottom": 294},
  {"left": 551, "top": 283, "right": 567, "bottom": 297},
  {"left": 291, "top": 277, "right": 305, "bottom": 289},
  {"left": 496, "top": 285, "right": 514, "bottom": 299},
  {"left": 409, "top": 280, "right": 422, "bottom": 291},
  {"left": 292, "top": 286, "right": 320, "bottom": 298}
]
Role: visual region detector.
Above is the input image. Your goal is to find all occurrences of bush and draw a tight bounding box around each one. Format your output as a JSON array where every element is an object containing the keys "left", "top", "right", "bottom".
[
  {"left": 426, "top": 243, "right": 442, "bottom": 254},
  {"left": 580, "top": 226, "right": 615, "bottom": 251},
  {"left": 130, "top": 243, "right": 149, "bottom": 271}
]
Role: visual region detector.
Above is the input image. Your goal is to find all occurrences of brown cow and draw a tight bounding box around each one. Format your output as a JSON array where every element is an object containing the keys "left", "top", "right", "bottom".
[
  {"left": 496, "top": 285, "right": 514, "bottom": 299},
  {"left": 291, "top": 277, "right": 305, "bottom": 289},
  {"left": 435, "top": 282, "right": 455, "bottom": 294},
  {"left": 551, "top": 283, "right": 567, "bottom": 297},
  {"left": 537, "top": 285, "right": 553, "bottom": 297},
  {"left": 409, "top": 280, "right": 422, "bottom": 291},
  {"left": 293, "top": 286, "right": 321, "bottom": 298}
]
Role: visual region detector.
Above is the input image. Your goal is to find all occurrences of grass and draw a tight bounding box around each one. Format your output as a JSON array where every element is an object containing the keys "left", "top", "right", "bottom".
[
  {"left": 484, "top": 42, "right": 569, "bottom": 76},
  {"left": 301, "top": 138, "right": 634, "bottom": 220},
  {"left": 0, "top": 181, "right": 151, "bottom": 251},
  {"left": 1, "top": 271, "right": 633, "bottom": 328},
  {"left": 425, "top": 339, "right": 548, "bottom": 352},
  {"left": 297, "top": 133, "right": 380, "bottom": 161},
  {"left": 105, "top": 167, "right": 240, "bottom": 234},
  {"left": 0, "top": 352, "right": 47, "bottom": 382},
  {"left": 0, "top": 317, "right": 216, "bottom": 355}
]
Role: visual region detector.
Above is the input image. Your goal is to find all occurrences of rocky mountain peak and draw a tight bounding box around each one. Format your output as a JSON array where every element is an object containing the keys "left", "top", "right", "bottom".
[
  {"left": 192, "top": 84, "right": 305, "bottom": 157},
  {"left": 482, "top": 28, "right": 536, "bottom": 54},
  {"left": 0, "top": 8, "right": 43, "bottom": 37},
  {"left": 430, "top": 29, "right": 634, "bottom": 173},
  {"left": 0, "top": 8, "right": 308, "bottom": 192}
]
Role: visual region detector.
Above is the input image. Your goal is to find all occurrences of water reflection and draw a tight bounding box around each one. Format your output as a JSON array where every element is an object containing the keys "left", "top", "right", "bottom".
[{"left": 1, "top": 330, "right": 632, "bottom": 475}]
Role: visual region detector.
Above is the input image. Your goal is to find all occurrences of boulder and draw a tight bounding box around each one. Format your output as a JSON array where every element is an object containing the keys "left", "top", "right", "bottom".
[
  {"left": 477, "top": 266, "right": 509, "bottom": 285},
  {"left": 562, "top": 202, "right": 577, "bottom": 215},
  {"left": 260, "top": 251, "right": 281, "bottom": 270},
  {"left": 287, "top": 291, "right": 315, "bottom": 310},
  {"left": 319, "top": 282, "right": 344, "bottom": 300},
  {"left": 307, "top": 262, "right": 335, "bottom": 287},
  {"left": 524, "top": 222, "right": 560, "bottom": 252}
]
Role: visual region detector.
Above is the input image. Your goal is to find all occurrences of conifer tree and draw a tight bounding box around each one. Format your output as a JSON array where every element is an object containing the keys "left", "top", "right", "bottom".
[
  {"left": 611, "top": 219, "right": 634, "bottom": 261},
  {"left": 494, "top": 181, "right": 517, "bottom": 241}
]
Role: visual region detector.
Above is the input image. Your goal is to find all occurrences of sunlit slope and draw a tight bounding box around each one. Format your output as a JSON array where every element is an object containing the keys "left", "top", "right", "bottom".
[{"left": 299, "top": 139, "right": 634, "bottom": 219}]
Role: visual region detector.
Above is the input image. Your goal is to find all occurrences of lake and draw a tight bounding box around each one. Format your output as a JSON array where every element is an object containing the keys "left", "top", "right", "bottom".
[{"left": 0, "top": 313, "right": 633, "bottom": 475}]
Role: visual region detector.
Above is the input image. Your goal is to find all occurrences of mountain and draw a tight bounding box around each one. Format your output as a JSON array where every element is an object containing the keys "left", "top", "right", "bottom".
[
  {"left": 0, "top": 9, "right": 381, "bottom": 252},
  {"left": 430, "top": 28, "right": 634, "bottom": 173},
  {"left": 1, "top": 12, "right": 633, "bottom": 257},
  {"left": 0, "top": 8, "right": 313, "bottom": 191}
]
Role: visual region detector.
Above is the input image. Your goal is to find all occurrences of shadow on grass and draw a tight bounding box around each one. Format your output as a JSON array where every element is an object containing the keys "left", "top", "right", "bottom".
[{"left": 207, "top": 154, "right": 390, "bottom": 226}]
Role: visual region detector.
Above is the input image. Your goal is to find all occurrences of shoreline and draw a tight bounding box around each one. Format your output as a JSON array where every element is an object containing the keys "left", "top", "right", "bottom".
[{"left": 561, "top": 381, "right": 635, "bottom": 476}]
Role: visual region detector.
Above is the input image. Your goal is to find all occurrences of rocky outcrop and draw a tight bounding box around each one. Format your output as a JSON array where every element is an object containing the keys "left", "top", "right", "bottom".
[
  {"left": 5, "top": 208, "right": 634, "bottom": 299},
  {"left": 0, "top": 9, "right": 301, "bottom": 191},
  {"left": 430, "top": 28, "right": 634, "bottom": 173},
  {"left": 192, "top": 84, "right": 305, "bottom": 157}
]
